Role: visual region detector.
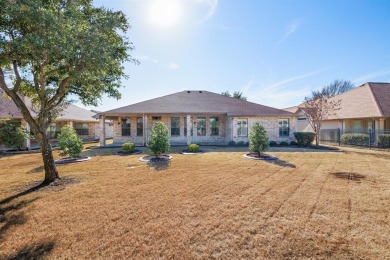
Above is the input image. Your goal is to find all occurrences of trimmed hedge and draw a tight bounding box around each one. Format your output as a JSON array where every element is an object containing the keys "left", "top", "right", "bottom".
[
  {"left": 187, "top": 144, "right": 200, "bottom": 153},
  {"left": 279, "top": 141, "right": 289, "bottom": 146},
  {"left": 293, "top": 132, "right": 315, "bottom": 147},
  {"left": 378, "top": 134, "right": 390, "bottom": 148},
  {"left": 269, "top": 140, "right": 277, "bottom": 146},
  {"left": 340, "top": 133, "right": 369, "bottom": 145},
  {"left": 122, "top": 142, "right": 135, "bottom": 153}
]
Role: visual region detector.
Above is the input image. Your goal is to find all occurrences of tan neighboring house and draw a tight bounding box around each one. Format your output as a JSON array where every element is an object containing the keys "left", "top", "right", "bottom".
[
  {"left": 98, "top": 90, "right": 297, "bottom": 146},
  {"left": 284, "top": 82, "right": 390, "bottom": 143},
  {"left": 0, "top": 90, "right": 111, "bottom": 149}
]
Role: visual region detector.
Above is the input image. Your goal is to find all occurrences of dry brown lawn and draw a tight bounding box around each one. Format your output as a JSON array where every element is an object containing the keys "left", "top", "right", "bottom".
[{"left": 0, "top": 147, "right": 389, "bottom": 259}]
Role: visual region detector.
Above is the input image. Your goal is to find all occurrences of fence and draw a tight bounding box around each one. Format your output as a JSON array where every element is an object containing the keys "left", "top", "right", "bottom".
[{"left": 319, "top": 128, "right": 390, "bottom": 148}]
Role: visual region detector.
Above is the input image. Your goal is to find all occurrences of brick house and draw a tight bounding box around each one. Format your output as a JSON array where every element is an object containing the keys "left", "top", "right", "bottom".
[
  {"left": 0, "top": 90, "right": 111, "bottom": 149},
  {"left": 98, "top": 90, "right": 297, "bottom": 146}
]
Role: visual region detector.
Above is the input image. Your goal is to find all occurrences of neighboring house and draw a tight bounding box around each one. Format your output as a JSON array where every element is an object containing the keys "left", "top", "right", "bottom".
[
  {"left": 285, "top": 82, "right": 390, "bottom": 144},
  {"left": 283, "top": 105, "right": 314, "bottom": 132},
  {"left": 98, "top": 90, "right": 297, "bottom": 146},
  {"left": 0, "top": 90, "right": 109, "bottom": 149}
]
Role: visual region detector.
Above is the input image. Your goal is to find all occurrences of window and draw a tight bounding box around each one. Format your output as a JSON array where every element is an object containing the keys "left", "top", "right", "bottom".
[
  {"left": 121, "top": 118, "right": 131, "bottom": 136},
  {"left": 197, "top": 117, "right": 206, "bottom": 136},
  {"left": 48, "top": 123, "right": 62, "bottom": 138},
  {"left": 210, "top": 117, "right": 219, "bottom": 136},
  {"left": 279, "top": 119, "right": 289, "bottom": 137},
  {"left": 137, "top": 117, "right": 143, "bottom": 136},
  {"left": 74, "top": 123, "right": 89, "bottom": 136},
  {"left": 237, "top": 119, "right": 248, "bottom": 137},
  {"left": 298, "top": 116, "right": 307, "bottom": 121},
  {"left": 152, "top": 116, "right": 161, "bottom": 121},
  {"left": 171, "top": 117, "right": 180, "bottom": 136},
  {"left": 184, "top": 117, "right": 187, "bottom": 136}
]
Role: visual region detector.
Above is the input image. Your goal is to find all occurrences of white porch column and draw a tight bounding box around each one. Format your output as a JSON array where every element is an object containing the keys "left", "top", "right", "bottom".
[
  {"left": 144, "top": 115, "right": 148, "bottom": 146},
  {"left": 99, "top": 115, "right": 106, "bottom": 147},
  {"left": 21, "top": 119, "right": 31, "bottom": 150},
  {"left": 186, "top": 114, "right": 192, "bottom": 145},
  {"left": 68, "top": 121, "right": 73, "bottom": 128}
]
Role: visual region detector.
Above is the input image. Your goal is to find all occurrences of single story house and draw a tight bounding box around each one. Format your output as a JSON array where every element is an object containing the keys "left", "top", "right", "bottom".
[
  {"left": 0, "top": 90, "right": 112, "bottom": 149},
  {"left": 98, "top": 90, "right": 297, "bottom": 146},
  {"left": 284, "top": 82, "right": 390, "bottom": 143}
]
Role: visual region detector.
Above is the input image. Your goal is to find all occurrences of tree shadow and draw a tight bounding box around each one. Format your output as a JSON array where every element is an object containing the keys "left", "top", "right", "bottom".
[
  {"left": 26, "top": 166, "right": 45, "bottom": 174},
  {"left": 147, "top": 160, "right": 171, "bottom": 171},
  {"left": 0, "top": 183, "right": 45, "bottom": 206},
  {"left": 2, "top": 240, "right": 55, "bottom": 260},
  {"left": 265, "top": 159, "right": 296, "bottom": 168}
]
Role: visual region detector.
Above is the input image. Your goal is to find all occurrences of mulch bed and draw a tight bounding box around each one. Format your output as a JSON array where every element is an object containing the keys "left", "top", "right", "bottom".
[
  {"left": 54, "top": 157, "right": 91, "bottom": 164},
  {"left": 139, "top": 155, "right": 172, "bottom": 162},
  {"left": 115, "top": 150, "right": 142, "bottom": 156},
  {"left": 243, "top": 153, "right": 278, "bottom": 160},
  {"left": 179, "top": 150, "right": 205, "bottom": 155}
]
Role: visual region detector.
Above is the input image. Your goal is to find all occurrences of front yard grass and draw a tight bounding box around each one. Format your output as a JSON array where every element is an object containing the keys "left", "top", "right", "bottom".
[{"left": 0, "top": 148, "right": 389, "bottom": 259}]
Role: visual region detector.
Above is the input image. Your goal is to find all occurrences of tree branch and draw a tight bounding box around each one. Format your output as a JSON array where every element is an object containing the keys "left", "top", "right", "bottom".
[{"left": 12, "top": 61, "right": 22, "bottom": 92}]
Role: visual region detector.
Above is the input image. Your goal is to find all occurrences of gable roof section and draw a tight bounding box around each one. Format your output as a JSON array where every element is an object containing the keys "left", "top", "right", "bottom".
[
  {"left": 0, "top": 90, "right": 24, "bottom": 118},
  {"left": 0, "top": 90, "right": 97, "bottom": 122},
  {"left": 325, "top": 82, "right": 390, "bottom": 120},
  {"left": 102, "top": 90, "right": 294, "bottom": 117},
  {"left": 56, "top": 104, "right": 98, "bottom": 122}
]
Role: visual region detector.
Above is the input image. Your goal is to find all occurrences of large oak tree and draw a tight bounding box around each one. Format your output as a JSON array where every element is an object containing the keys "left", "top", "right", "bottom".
[{"left": 0, "top": 0, "right": 137, "bottom": 184}]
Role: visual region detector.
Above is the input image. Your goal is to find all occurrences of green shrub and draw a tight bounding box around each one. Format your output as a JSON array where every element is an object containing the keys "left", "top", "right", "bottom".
[
  {"left": 228, "top": 141, "right": 236, "bottom": 146},
  {"left": 148, "top": 121, "right": 170, "bottom": 158},
  {"left": 290, "top": 141, "right": 298, "bottom": 146},
  {"left": 57, "top": 125, "right": 83, "bottom": 158},
  {"left": 0, "top": 120, "right": 29, "bottom": 150},
  {"left": 122, "top": 142, "right": 135, "bottom": 153},
  {"left": 187, "top": 144, "right": 200, "bottom": 153},
  {"left": 293, "top": 132, "right": 315, "bottom": 147},
  {"left": 280, "top": 141, "right": 289, "bottom": 146},
  {"left": 269, "top": 140, "right": 277, "bottom": 146},
  {"left": 237, "top": 141, "right": 245, "bottom": 146},
  {"left": 378, "top": 134, "right": 390, "bottom": 148},
  {"left": 249, "top": 122, "right": 269, "bottom": 156},
  {"left": 340, "top": 133, "right": 369, "bottom": 145}
]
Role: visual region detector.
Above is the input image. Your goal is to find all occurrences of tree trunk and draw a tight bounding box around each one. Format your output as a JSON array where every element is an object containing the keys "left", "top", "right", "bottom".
[
  {"left": 40, "top": 134, "right": 59, "bottom": 184},
  {"left": 316, "top": 132, "right": 320, "bottom": 147}
]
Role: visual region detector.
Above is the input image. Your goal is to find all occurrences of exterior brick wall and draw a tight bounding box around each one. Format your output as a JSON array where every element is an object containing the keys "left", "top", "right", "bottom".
[
  {"left": 109, "top": 114, "right": 296, "bottom": 145},
  {"left": 232, "top": 116, "right": 296, "bottom": 143}
]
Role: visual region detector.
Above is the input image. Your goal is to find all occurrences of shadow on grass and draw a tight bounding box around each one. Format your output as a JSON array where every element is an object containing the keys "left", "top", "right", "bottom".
[
  {"left": 2, "top": 240, "right": 55, "bottom": 260},
  {"left": 27, "top": 166, "right": 45, "bottom": 174},
  {"left": 1, "top": 185, "right": 43, "bottom": 242},
  {"left": 265, "top": 159, "right": 296, "bottom": 168},
  {"left": 147, "top": 160, "right": 171, "bottom": 171}
]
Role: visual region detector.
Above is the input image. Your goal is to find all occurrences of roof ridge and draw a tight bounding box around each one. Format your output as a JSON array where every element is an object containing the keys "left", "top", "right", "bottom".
[{"left": 366, "top": 83, "right": 385, "bottom": 116}]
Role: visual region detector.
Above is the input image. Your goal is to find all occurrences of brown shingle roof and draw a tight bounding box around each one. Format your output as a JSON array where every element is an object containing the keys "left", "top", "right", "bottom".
[
  {"left": 0, "top": 90, "right": 24, "bottom": 118},
  {"left": 325, "top": 82, "right": 390, "bottom": 120},
  {"left": 0, "top": 90, "right": 97, "bottom": 122},
  {"left": 102, "top": 90, "right": 294, "bottom": 117}
]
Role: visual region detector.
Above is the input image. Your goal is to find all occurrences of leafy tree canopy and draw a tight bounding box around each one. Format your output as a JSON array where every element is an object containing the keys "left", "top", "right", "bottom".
[{"left": 0, "top": 0, "right": 137, "bottom": 183}]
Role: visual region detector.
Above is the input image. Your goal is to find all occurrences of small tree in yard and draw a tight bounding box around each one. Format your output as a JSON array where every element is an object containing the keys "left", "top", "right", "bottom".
[
  {"left": 57, "top": 125, "right": 83, "bottom": 158},
  {"left": 148, "top": 122, "right": 170, "bottom": 158},
  {"left": 303, "top": 95, "right": 341, "bottom": 147},
  {"left": 0, "top": 120, "right": 29, "bottom": 150},
  {"left": 249, "top": 122, "right": 269, "bottom": 156},
  {"left": 0, "top": 0, "right": 137, "bottom": 184}
]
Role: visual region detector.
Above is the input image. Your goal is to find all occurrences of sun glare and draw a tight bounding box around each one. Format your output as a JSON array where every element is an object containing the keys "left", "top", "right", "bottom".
[{"left": 148, "top": 0, "right": 183, "bottom": 28}]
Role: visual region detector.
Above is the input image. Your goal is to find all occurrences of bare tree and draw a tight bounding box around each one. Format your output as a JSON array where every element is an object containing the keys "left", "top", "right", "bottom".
[
  {"left": 221, "top": 91, "right": 247, "bottom": 100},
  {"left": 302, "top": 95, "right": 341, "bottom": 147},
  {"left": 312, "top": 79, "right": 354, "bottom": 99}
]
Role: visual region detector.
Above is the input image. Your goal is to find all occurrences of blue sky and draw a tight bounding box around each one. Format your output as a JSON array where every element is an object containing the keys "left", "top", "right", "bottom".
[{"left": 77, "top": 0, "right": 390, "bottom": 111}]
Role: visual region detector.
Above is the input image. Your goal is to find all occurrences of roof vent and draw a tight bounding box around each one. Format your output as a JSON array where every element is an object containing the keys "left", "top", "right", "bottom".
[
  {"left": 199, "top": 91, "right": 203, "bottom": 93},
  {"left": 187, "top": 91, "right": 191, "bottom": 93}
]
